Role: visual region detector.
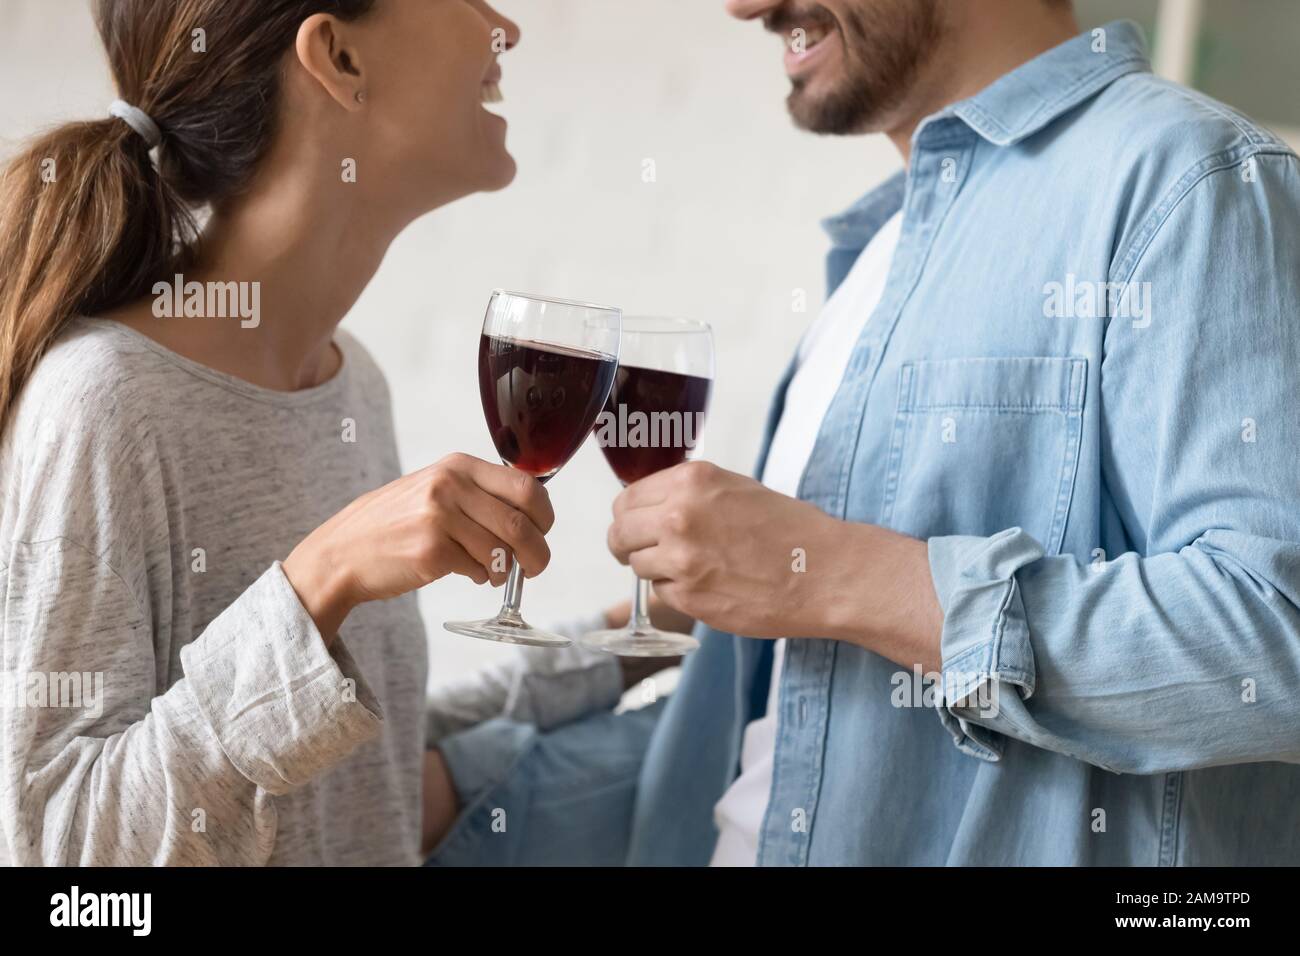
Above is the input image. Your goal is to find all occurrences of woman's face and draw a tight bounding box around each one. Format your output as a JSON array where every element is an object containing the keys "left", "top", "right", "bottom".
[{"left": 358, "top": 0, "right": 522, "bottom": 212}]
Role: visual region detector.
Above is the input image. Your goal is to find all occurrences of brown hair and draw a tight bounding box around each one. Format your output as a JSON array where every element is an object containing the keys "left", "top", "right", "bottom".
[{"left": 0, "top": 0, "right": 376, "bottom": 431}]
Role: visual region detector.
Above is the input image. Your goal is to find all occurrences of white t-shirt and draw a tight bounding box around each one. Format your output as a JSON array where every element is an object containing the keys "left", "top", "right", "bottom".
[{"left": 709, "top": 210, "right": 903, "bottom": 866}]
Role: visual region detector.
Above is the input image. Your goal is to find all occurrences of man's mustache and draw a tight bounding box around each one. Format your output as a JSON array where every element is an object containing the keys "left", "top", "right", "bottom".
[{"left": 763, "top": 2, "right": 840, "bottom": 39}]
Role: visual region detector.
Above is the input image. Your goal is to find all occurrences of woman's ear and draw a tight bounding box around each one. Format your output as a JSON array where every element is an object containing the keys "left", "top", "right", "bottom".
[{"left": 295, "top": 13, "right": 367, "bottom": 112}]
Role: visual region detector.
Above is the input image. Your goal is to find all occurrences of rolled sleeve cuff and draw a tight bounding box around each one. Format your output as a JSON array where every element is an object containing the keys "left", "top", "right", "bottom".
[
  {"left": 180, "top": 562, "right": 384, "bottom": 795},
  {"left": 927, "top": 529, "right": 1042, "bottom": 762}
]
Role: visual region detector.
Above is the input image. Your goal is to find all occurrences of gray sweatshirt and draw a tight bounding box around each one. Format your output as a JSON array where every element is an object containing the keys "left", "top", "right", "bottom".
[{"left": 0, "top": 318, "right": 621, "bottom": 866}]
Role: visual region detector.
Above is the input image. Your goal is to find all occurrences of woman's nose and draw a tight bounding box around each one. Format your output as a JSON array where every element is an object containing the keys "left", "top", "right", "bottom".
[{"left": 482, "top": 2, "right": 522, "bottom": 50}]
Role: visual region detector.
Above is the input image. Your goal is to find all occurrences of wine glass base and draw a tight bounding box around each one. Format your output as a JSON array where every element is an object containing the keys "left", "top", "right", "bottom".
[
  {"left": 580, "top": 627, "right": 700, "bottom": 658},
  {"left": 444, "top": 617, "right": 572, "bottom": 648}
]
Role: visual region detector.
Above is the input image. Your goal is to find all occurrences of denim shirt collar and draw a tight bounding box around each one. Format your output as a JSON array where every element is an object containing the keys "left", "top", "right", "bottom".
[
  {"left": 950, "top": 18, "right": 1151, "bottom": 146},
  {"left": 821, "top": 20, "right": 1152, "bottom": 249}
]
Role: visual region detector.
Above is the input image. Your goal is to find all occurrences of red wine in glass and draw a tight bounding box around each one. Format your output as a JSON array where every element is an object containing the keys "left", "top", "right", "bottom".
[
  {"left": 479, "top": 334, "right": 618, "bottom": 481},
  {"left": 598, "top": 365, "right": 712, "bottom": 484},
  {"left": 583, "top": 316, "right": 714, "bottom": 658},
  {"left": 445, "top": 291, "right": 622, "bottom": 648}
]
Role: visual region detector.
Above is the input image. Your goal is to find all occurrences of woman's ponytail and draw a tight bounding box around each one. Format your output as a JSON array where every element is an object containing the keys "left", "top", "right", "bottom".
[
  {"left": 0, "top": 0, "right": 378, "bottom": 434},
  {"left": 0, "top": 116, "right": 192, "bottom": 431}
]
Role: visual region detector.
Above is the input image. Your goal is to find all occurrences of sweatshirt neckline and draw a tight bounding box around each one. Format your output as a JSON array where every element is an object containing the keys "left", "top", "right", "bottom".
[{"left": 78, "top": 317, "right": 354, "bottom": 408}]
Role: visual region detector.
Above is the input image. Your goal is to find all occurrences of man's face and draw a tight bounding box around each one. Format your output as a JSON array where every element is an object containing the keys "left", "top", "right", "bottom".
[{"left": 724, "top": 0, "right": 945, "bottom": 134}]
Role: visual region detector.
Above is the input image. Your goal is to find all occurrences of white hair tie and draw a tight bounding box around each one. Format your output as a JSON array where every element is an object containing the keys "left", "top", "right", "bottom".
[{"left": 108, "top": 99, "right": 162, "bottom": 149}]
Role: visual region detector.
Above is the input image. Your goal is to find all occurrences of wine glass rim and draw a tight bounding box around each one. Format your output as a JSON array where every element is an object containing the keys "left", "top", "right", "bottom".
[
  {"left": 492, "top": 288, "right": 622, "bottom": 314},
  {"left": 620, "top": 315, "right": 713, "bottom": 334}
]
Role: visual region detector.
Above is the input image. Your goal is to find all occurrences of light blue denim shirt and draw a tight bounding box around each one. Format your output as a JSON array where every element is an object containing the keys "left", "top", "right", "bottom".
[{"left": 433, "top": 21, "right": 1300, "bottom": 866}]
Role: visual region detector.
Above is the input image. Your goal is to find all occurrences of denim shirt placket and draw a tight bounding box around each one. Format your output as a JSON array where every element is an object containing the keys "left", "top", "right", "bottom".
[{"left": 756, "top": 116, "right": 977, "bottom": 866}]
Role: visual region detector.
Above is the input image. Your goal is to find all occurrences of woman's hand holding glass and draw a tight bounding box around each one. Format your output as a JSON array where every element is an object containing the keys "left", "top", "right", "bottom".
[{"left": 283, "top": 453, "right": 554, "bottom": 643}]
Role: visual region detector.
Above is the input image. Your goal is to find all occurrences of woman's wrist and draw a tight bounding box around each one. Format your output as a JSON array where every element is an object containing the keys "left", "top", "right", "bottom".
[{"left": 283, "top": 542, "right": 356, "bottom": 644}]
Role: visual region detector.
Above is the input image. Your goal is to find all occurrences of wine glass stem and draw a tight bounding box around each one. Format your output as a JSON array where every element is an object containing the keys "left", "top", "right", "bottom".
[
  {"left": 499, "top": 561, "right": 526, "bottom": 623},
  {"left": 630, "top": 576, "right": 653, "bottom": 632}
]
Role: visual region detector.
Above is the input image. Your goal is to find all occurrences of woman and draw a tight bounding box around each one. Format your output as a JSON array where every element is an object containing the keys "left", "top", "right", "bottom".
[{"left": 0, "top": 0, "right": 605, "bottom": 865}]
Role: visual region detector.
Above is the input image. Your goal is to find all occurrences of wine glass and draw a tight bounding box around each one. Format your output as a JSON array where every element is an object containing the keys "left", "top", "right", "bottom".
[
  {"left": 444, "top": 290, "right": 621, "bottom": 647},
  {"left": 581, "top": 316, "right": 714, "bottom": 657}
]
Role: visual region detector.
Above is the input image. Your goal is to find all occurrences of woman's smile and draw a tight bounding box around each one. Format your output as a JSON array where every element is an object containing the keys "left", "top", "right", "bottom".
[{"left": 482, "top": 61, "right": 504, "bottom": 106}]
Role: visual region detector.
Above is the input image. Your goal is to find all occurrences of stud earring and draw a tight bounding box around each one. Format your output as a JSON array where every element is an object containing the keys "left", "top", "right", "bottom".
[{"left": 355, "top": 91, "right": 367, "bottom": 104}]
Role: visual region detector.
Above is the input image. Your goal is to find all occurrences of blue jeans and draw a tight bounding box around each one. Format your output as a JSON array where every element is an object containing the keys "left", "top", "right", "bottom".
[{"left": 424, "top": 700, "right": 666, "bottom": 867}]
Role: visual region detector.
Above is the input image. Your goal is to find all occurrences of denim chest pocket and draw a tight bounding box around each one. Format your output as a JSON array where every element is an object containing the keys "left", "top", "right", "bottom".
[{"left": 878, "top": 356, "right": 1087, "bottom": 555}]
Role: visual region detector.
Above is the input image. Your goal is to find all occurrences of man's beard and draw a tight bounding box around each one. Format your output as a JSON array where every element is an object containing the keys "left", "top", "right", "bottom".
[{"left": 782, "top": 0, "right": 945, "bottom": 135}]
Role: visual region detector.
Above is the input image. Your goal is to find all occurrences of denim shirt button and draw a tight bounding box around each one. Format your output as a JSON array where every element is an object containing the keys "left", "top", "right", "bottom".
[{"left": 798, "top": 697, "right": 808, "bottom": 727}]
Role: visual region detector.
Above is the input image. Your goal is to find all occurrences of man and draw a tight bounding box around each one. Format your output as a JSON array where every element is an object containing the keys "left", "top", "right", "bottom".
[{"left": 428, "top": 0, "right": 1300, "bottom": 865}]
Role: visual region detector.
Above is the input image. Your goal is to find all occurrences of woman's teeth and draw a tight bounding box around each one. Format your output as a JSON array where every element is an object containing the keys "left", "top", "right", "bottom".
[{"left": 481, "top": 82, "right": 504, "bottom": 105}]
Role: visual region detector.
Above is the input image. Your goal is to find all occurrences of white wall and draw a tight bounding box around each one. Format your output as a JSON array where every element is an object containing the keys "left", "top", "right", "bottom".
[{"left": 0, "top": 0, "right": 901, "bottom": 689}]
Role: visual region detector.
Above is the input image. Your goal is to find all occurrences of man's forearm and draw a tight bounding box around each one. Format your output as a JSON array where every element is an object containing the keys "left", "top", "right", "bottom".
[
  {"left": 811, "top": 521, "right": 944, "bottom": 673},
  {"left": 603, "top": 462, "right": 944, "bottom": 669}
]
